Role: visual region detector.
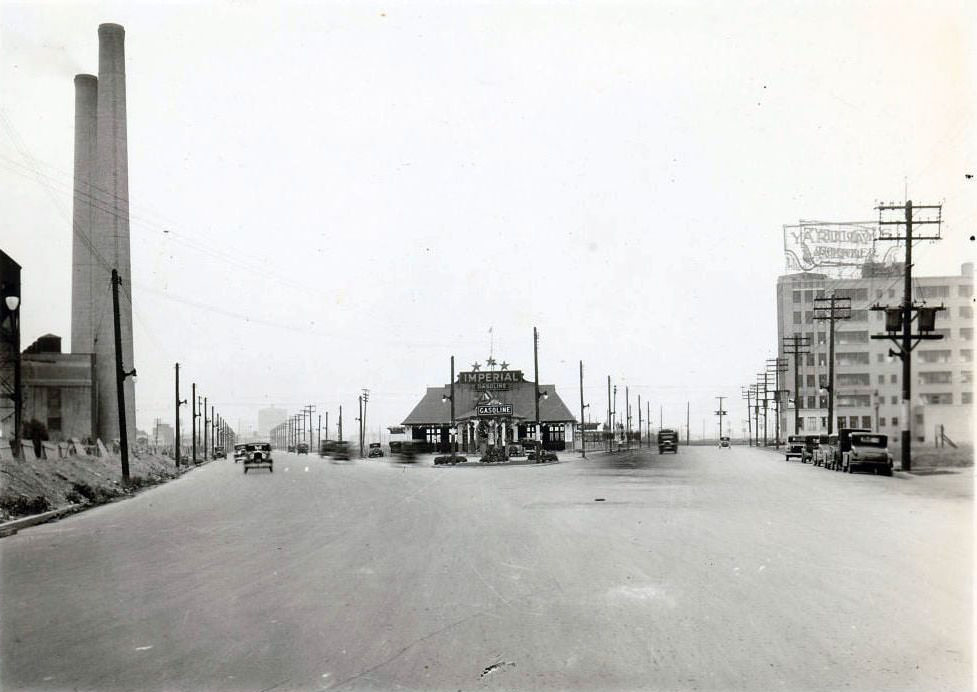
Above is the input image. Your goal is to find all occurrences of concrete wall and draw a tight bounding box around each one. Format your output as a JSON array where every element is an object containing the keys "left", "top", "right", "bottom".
[{"left": 21, "top": 352, "right": 96, "bottom": 442}]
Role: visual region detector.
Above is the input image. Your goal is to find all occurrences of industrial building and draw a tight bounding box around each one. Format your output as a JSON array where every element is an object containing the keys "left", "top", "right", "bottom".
[{"left": 776, "top": 262, "right": 974, "bottom": 444}]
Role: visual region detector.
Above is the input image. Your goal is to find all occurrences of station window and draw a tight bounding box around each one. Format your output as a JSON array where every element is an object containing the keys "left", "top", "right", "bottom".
[{"left": 793, "top": 290, "right": 801, "bottom": 303}]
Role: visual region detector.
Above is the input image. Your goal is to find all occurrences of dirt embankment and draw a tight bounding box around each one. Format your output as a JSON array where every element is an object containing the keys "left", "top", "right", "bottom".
[{"left": 0, "top": 453, "right": 187, "bottom": 521}]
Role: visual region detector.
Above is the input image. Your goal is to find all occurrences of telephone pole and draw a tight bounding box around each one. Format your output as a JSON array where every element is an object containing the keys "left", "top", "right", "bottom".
[
  {"left": 579, "top": 361, "right": 586, "bottom": 457},
  {"left": 175, "top": 363, "right": 186, "bottom": 467},
  {"left": 714, "top": 396, "right": 727, "bottom": 440},
  {"left": 873, "top": 200, "right": 943, "bottom": 472},
  {"left": 606, "top": 376, "right": 612, "bottom": 452},
  {"left": 814, "top": 294, "right": 852, "bottom": 435},
  {"left": 782, "top": 335, "right": 811, "bottom": 435},
  {"left": 203, "top": 397, "right": 208, "bottom": 461},
  {"left": 338, "top": 405, "right": 343, "bottom": 442},
  {"left": 767, "top": 357, "right": 787, "bottom": 447},
  {"left": 637, "top": 394, "right": 642, "bottom": 449},
  {"left": 741, "top": 387, "right": 753, "bottom": 446},
  {"left": 110, "top": 269, "right": 134, "bottom": 484},
  {"left": 686, "top": 401, "right": 690, "bottom": 446},
  {"left": 192, "top": 383, "right": 198, "bottom": 463}
]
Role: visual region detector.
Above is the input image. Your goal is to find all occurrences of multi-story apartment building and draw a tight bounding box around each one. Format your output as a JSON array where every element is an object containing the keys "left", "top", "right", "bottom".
[{"left": 776, "top": 262, "right": 974, "bottom": 444}]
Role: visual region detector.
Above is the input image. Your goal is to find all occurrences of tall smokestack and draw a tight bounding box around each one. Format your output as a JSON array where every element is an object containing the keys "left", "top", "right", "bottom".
[
  {"left": 71, "top": 73, "right": 97, "bottom": 357},
  {"left": 92, "top": 23, "right": 136, "bottom": 445}
]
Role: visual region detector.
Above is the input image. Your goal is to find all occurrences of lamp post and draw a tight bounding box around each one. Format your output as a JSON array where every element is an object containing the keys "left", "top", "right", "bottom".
[
  {"left": 442, "top": 355, "right": 456, "bottom": 461},
  {"left": 3, "top": 291, "right": 20, "bottom": 457}
]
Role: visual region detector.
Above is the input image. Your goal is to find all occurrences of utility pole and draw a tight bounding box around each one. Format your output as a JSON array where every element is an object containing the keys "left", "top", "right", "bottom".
[
  {"left": 714, "top": 396, "right": 727, "bottom": 440},
  {"left": 742, "top": 387, "right": 753, "bottom": 446},
  {"left": 625, "top": 385, "right": 630, "bottom": 448},
  {"left": 579, "top": 361, "right": 586, "bottom": 457},
  {"left": 210, "top": 405, "right": 214, "bottom": 457},
  {"left": 317, "top": 414, "right": 321, "bottom": 451},
  {"left": 814, "top": 294, "right": 852, "bottom": 435},
  {"left": 361, "top": 390, "right": 370, "bottom": 450},
  {"left": 533, "top": 327, "right": 541, "bottom": 445},
  {"left": 192, "top": 383, "right": 198, "bottom": 463},
  {"left": 338, "top": 405, "right": 343, "bottom": 442},
  {"left": 646, "top": 401, "right": 650, "bottom": 444},
  {"left": 203, "top": 397, "right": 208, "bottom": 461},
  {"left": 767, "top": 357, "right": 787, "bottom": 448},
  {"left": 606, "top": 376, "right": 612, "bottom": 452},
  {"left": 637, "top": 394, "right": 642, "bottom": 449},
  {"left": 175, "top": 363, "right": 185, "bottom": 467},
  {"left": 357, "top": 395, "right": 363, "bottom": 458},
  {"left": 111, "top": 269, "right": 133, "bottom": 484},
  {"left": 686, "top": 401, "right": 690, "bottom": 446},
  {"left": 783, "top": 334, "right": 811, "bottom": 435},
  {"left": 873, "top": 200, "right": 943, "bottom": 472}
]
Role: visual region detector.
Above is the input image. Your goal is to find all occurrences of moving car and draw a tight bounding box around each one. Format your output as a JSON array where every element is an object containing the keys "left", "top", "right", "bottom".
[
  {"left": 296, "top": 442, "right": 309, "bottom": 455},
  {"left": 396, "top": 440, "right": 419, "bottom": 463},
  {"left": 368, "top": 442, "right": 384, "bottom": 458},
  {"left": 213, "top": 446, "right": 226, "bottom": 459},
  {"left": 785, "top": 435, "right": 805, "bottom": 461},
  {"left": 331, "top": 441, "right": 351, "bottom": 460},
  {"left": 719, "top": 436, "right": 731, "bottom": 448},
  {"left": 657, "top": 429, "right": 679, "bottom": 454},
  {"left": 243, "top": 442, "right": 273, "bottom": 474},
  {"left": 233, "top": 443, "right": 247, "bottom": 463},
  {"left": 319, "top": 440, "right": 336, "bottom": 457},
  {"left": 843, "top": 432, "right": 893, "bottom": 475}
]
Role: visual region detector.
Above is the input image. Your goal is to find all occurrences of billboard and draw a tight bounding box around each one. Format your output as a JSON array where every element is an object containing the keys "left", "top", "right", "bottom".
[{"left": 783, "top": 221, "right": 897, "bottom": 277}]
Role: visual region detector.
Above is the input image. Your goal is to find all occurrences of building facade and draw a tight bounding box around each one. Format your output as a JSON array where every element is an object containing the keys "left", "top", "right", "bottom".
[
  {"left": 776, "top": 262, "right": 974, "bottom": 444},
  {"left": 402, "top": 366, "right": 577, "bottom": 454},
  {"left": 21, "top": 335, "right": 96, "bottom": 443}
]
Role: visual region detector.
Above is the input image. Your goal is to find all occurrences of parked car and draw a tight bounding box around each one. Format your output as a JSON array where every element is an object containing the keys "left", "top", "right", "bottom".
[
  {"left": 212, "top": 446, "right": 226, "bottom": 459},
  {"left": 803, "top": 434, "right": 821, "bottom": 463},
  {"left": 287, "top": 445, "right": 296, "bottom": 453},
  {"left": 657, "top": 429, "right": 679, "bottom": 454},
  {"left": 434, "top": 453, "right": 466, "bottom": 465},
  {"left": 368, "top": 442, "right": 384, "bottom": 458},
  {"left": 525, "top": 442, "right": 558, "bottom": 463},
  {"left": 233, "top": 443, "right": 247, "bottom": 463},
  {"left": 813, "top": 434, "right": 834, "bottom": 467},
  {"left": 843, "top": 432, "right": 893, "bottom": 475},
  {"left": 719, "top": 436, "right": 731, "bottom": 448},
  {"left": 296, "top": 442, "right": 309, "bottom": 455},
  {"left": 505, "top": 443, "right": 526, "bottom": 458},
  {"left": 785, "top": 435, "right": 805, "bottom": 461},
  {"left": 243, "top": 443, "right": 273, "bottom": 474},
  {"left": 834, "top": 427, "right": 870, "bottom": 471}
]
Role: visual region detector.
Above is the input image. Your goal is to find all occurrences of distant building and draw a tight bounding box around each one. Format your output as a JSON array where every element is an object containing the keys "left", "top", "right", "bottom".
[
  {"left": 258, "top": 406, "right": 286, "bottom": 437},
  {"left": 776, "top": 263, "right": 974, "bottom": 443},
  {"left": 154, "top": 422, "right": 174, "bottom": 447},
  {"left": 20, "top": 334, "right": 96, "bottom": 442}
]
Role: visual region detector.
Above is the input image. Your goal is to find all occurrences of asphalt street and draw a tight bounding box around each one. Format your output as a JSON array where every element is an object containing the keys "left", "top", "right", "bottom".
[{"left": 1, "top": 445, "right": 971, "bottom": 691}]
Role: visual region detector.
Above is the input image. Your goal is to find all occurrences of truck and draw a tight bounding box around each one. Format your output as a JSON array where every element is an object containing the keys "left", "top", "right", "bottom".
[{"left": 657, "top": 429, "right": 679, "bottom": 454}]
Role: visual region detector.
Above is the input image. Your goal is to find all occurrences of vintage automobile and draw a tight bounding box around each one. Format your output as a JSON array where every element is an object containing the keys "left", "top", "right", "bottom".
[
  {"left": 434, "top": 453, "right": 467, "bottom": 465},
  {"left": 213, "top": 446, "right": 226, "bottom": 459},
  {"left": 657, "top": 429, "right": 679, "bottom": 454},
  {"left": 719, "top": 436, "right": 731, "bottom": 448},
  {"left": 785, "top": 435, "right": 805, "bottom": 461},
  {"left": 243, "top": 442, "right": 273, "bottom": 474},
  {"left": 319, "top": 440, "right": 335, "bottom": 457},
  {"left": 505, "top": 443, "right": 526, "bottom": 458},
  {"left": 296, "top": 442, "right": 309, "bottom": 455},
  {"left": 368, "top": 442, "right": 384, "bottom": 458},
  {"left": 396, "top": 440, "right": 419, "bottom": 463},
  {"left": 525, "top": 441, "right": 558, "bottom": 463},
  {"left": 233, "top": 443, "right": 247, "bottom": 463},
  {"left": 803, "top": 434, "right": 822, "bottom": 463},
  {"left": 331, "top": 440, "right": 351, "bottom": 461},
  {"left": 832, "top": 427, "right": 870, "bottom": 471},
  {"left": 813, "top": 434, "right": 835, "bottom": 467},
  {"left": 843, "top": 432, "right": 893, "bottom": 475}
]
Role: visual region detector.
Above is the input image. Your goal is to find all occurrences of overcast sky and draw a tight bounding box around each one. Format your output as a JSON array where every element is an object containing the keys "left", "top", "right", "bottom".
[{"left": 1, "top": 1, "right": 974, "bottom": 439}]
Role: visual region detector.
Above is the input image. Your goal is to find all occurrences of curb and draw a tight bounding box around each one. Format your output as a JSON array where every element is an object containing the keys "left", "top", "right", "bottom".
[{"left": 0, "top": 504, "right": 85, "bottom": 538}]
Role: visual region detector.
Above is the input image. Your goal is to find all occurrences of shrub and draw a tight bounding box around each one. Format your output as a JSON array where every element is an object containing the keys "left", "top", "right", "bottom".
[
  {"left": 0, "top": 495, "right": 52, "bottom": 517},
  {"left": 69, "top": 482, "right": 120, "bottom": 505}
]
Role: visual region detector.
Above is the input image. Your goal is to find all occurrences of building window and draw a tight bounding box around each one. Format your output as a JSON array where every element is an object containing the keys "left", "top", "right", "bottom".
[
  {"left": 891, "top": 417, "right": 899, "bottom": 426},
  {"left": 837, "top": 394, "right": 871, "bottom": 408},
  {"left": 877, "top": 353, "right": 885, "bottom": 363},
  {"left": 920, "top": 393, "right": 953, "bottom": 405},
  {"left": 963, "top": 392, "right": 973, "bottom": 404},
  {"left": 819, "top": 395, "right": 828, "bottom": 408},
  {"left": 818, "top": 332, "right": 827, "bottom": 345},
  {"left": 837, "top": 417, "right": 846, "bottom": 431},
  {"left": 837, "top": 331, "right": 868, "bottom": 344},
  {"left": 806, "top": 374, "right": 815, "bottom": 387},
  {"left": 793, "top": 311, "right": 801, "bottom": 325},
  {"left": 837, "top": 351, "right": 870, "bottom": 366},
  {"left": 918, "top": 371, "right": 952, "bottom": 385},
  {"left": 818, "top": 353, "right": 827, "bottom": 366},
  {"left": 917, "top": 285, "right": 950, "bottom": 299},
  {"left": 960, "top": 306, "right": 973, "bottom": 319},
  {"left": 962, "top": 371, "right": 973, "bottom": 384},
  {"left": 805, "top": 311, "right": 813, "bottom": 324},
  {"left": 838, "top": 373, "right": 871, "bottom": 386},
  {"left": 849, "top": 310, "right": 868, "bottom": 322},
  {"left": 793, "top": 290, "right": 801, "bottom": 303},
  {"left": 820, "top": 416, "right": 828, "bottom": 428},
  {"left": 962, "top": 327, "right": 973, "bottom": 341},
  {"left": 918, "top": 350, "right": 951, "bottom": 364},
  {"left": 806, "top": 353, "right": 814, "bottom": 367},
  {"left": 849, "top": 416, "right": 860, "bottom": 428},
  {"left": 804, "top": 289, "right": 814, "bottom": 302},
  {"left": 807, "top": 395, "right": 816, "bottom": 409},
  {"left": 862, "top": 416, "right": 872, "bottom": 429},
  {"left": 805, "top": 331, "right": 814, "bottom": 344},
  {"left": 797, "top": 418, "right": 804, "bottom": 431},
  {"left": 962, "top": 349, "right": 973, "bottom": 363},
  {"left": 878, "top": 375, "right": 885, "bottom": 384},
  {"left": 960, "top": 284, "right": 973, "bottom": 298},
  {"left": 819, "top": 374, "right": 828, "bottom": 388},
  {"left": 879, "top": 418, "right": 886, "bottom": 427},
  {"left": 47, "top": 387, "right": 62, "bottom": 434}
]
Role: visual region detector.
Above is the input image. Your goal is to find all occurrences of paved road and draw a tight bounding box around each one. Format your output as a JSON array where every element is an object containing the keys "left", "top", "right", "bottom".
[{"left": 1, "top": 446, "right": 971, "bottom": 691}]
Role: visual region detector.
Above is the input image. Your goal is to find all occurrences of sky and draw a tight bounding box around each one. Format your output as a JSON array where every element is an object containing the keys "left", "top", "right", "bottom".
[{"left": 1, "top": 0, "right": 974, "bottom": 441}]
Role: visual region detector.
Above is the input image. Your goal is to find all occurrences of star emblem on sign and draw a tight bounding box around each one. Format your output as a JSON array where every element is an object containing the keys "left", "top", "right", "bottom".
[
  {"left": 499, "top": 361, "right": 509, "bottom": 370},
  {"left": 486, "top": 357, "right": 497, "bottom": 368},
  {"left": 471, "top": 362, "right": 481, "bottom": 371}
]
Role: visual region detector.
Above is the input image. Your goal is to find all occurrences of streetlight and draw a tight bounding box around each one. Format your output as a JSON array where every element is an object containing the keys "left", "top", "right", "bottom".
[{"left": 3, "top": 290, "right": 20, "bottom": 457}]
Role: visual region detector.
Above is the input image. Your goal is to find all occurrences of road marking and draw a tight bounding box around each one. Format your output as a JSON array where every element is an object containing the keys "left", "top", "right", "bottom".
[
  {"left": 305, "top": 467, "right": 309, "bottom": 472},
  {"left": 135, "top": 645, "right": 153, "bottom": 651}
]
